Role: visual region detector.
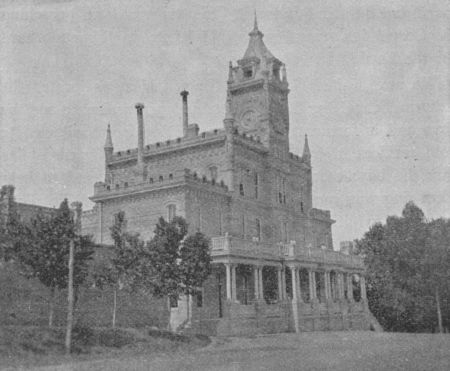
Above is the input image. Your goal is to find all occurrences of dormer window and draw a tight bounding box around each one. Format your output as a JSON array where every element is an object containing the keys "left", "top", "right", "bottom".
[{"left": 273, "top": 66, "right": 280, "bottom": 80}]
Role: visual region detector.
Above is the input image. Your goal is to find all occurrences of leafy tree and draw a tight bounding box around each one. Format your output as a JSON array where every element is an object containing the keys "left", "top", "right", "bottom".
[
  {"left": 93, "top": 211, "right": 147, "bottom": 327},
  {"left": 179, "top": 232, "right": 211, "bottom": 292},
  {"left": 357, "top": 202, "right": 450, "bottom": 332},
  {"left": 424, "top": 218, "right": 450, "bottom": 333},
  {"left": 145, "top": 216, "right": 188, "bottom": 298},
  {"left": 145, "top": 217, "right": 211, "bottom": 329},
  {"left": 19, "top": 199, "right": 94, "bottom": 327}
]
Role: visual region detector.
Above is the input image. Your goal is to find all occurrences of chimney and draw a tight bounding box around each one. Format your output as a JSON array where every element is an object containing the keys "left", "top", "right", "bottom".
[
  {"left": 180, "top": 90, "right": 189, "bottom": 137},
  {"left": 135, "top": 103, "right": 145, "bottom": 168}
]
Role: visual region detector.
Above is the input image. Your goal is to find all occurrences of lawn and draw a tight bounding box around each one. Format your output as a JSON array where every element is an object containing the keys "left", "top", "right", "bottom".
[{"left": 0, "top": 325, "right": 210, "bottom": 370}]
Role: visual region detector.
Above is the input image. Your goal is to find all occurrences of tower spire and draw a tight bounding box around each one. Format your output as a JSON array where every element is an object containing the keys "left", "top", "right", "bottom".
[
  {"left": 104, "top": 124, "right": 113, "bottom": 149},
  {"left": 253, "top": 10, "right": 258, "bottom": 32},
  {"left": 302, "top": 134, "right": 311, "bottom": 163}
]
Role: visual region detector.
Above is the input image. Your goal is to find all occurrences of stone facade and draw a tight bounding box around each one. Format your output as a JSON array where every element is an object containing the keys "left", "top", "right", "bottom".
[{"left": 82, "top": 17, "right": 376, "bottom": 335}]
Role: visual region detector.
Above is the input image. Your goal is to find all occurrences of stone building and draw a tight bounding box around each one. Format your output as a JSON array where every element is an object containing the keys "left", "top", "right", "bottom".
[{"left": 82, "top": 18, "right": 374, "bottom": 335}]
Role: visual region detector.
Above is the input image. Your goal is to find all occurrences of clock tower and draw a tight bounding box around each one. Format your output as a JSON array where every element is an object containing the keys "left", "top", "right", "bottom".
[{"left": 226, "top": 15, "right": 290, "bottom": 154}]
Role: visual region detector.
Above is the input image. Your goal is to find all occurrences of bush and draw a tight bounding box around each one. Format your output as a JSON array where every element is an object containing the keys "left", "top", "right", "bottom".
[{"left": 97, "top": 329, "right": 135, "bottom": 348}]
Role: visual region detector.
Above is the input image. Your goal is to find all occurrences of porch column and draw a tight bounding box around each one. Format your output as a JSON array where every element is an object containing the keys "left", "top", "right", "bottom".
[
  {"left": 337, "top": 272, "right": 345, "bottom": 299},
  {"left": 277, "top": 266, "right": 283, "bottom": 301},
  {"left": 324, "top": 271, "right": 331, "bottom": 300},
  {"left": 360, "top": 275, "right": 367, "bottom": 301},
  {"left": 309, "top": 269, "right": 317, "bottom": 301},
  {"left": 290, "top": 266, "right": 299, "bottom": 302},
  {"left": 254, "top": 266, "right": 259, "bottom": 300},
  {"left": 281, "top": 267, "right": 286, "bottom": 300},
  {"left": 296, "top": 268, "right": 303, "bottom": 302},
  {"left": 258, "top": 266, "right": 264, "bottom": 300},
  {"left": 347, "top": 273, "right": 354, "bottom": 302},
  {"left": 231, "top": 264, "right": 237, "bottom": 302},
  {"left": 225, "top": 263, "right": 232, "bottom": 300}
]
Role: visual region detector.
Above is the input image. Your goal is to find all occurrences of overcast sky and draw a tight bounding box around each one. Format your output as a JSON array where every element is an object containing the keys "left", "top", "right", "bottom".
[{"left": 1, "top": 0, "right": 449, "bottom": 246}]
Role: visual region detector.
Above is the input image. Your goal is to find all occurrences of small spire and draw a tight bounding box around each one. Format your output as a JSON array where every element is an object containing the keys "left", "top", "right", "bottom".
[
  {"left": 228, "top": 61, "right": 233, "bottom": 83},
  {"left": 224, "top": 97, "right": 234, "bottom": 121},
  {"left": 104, "top": 124, "right": 113, "bottom": 149},
  {"left": 303, "top": 134, "right": 311, "bottom": 161},
  {"left": 249, "top": 10, "right": 263, "bottom": 37}
]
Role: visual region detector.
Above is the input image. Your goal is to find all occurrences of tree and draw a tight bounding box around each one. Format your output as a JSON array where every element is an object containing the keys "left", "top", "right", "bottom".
[
  {"left": 424, "top": 218, "right": 450, "bottom": 333},
  {"left": 18, "top": 199, "right": 94, "bottom": 327},
  {"left": 357, "top": 202, "right": 450, "bottom": 332},
  {"left": 93, "top": 211, "right": 146, "bottom": 327},
  {"left": 145, "top": 216, "right": 188, "bottom": 298},
  {"left": 145, "top": 217, "right": 211, "bottom": 324},
  {"left": 178, "top": 232, "right": 211, "bottom": 321}
]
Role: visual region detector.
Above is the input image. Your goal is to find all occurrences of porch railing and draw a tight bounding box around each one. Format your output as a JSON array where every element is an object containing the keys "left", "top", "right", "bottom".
[{"left": 210, "top": 236, "right": 364, "bottom": 269}]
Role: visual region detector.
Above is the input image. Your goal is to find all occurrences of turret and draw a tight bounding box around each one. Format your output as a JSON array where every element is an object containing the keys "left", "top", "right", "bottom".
[
  {"left": 104, "top": 124, "right": 113, "bottom": 161},
  {"left": 302, "top": 134, "right": 311, "bottom": 164}
]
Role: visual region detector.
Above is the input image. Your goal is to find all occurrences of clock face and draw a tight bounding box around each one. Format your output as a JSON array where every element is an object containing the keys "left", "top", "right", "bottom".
[{"left": 240, "top": 110, "right": 257, "bottom": 130}]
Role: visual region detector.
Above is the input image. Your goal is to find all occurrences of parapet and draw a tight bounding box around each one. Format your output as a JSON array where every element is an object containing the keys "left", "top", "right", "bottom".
[
  {"left": 110, "top": 128, "right": 226, "bottom": 163},
  {"left": 91, "top": 168, "right": 229, "bottom": 201}
]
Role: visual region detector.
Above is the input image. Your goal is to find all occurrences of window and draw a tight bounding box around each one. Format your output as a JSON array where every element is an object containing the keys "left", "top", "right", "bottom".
[
  {"left": 255, "top": 218, "right": 261, "bottom": 240},
  {"left": 196, "top": 290, "right": 203, "bottom": 308},
  {"left": 300, "top": 202, "right": 304, "bottom": 213},
  {"left": 241, "top": 214, "right": 245, "bottom": 238},
  {"left": 282, "top": 222, "right": 288, "bottom": 243},
  {"left": 169, "top": 173, "right": 173, "bottom": 180},
  {"left": 124, "top": 182, "right": 128, "bottom": 188},
  {"left": 115, "top": 184, "right": 120, "bottom": 190},
  {"left": 169, "top": 295, "right": 178, "bottom": 308},
  {"left": 167, "top": 204, "right": 176, "bottom": 222},
  {"left": 159, "top": 175, "right": 163, "bottom": 182},
  {"left": 209, "top": 166, "right": 218, "bottom": 181},
  {"left": 254, "top": 173, "right": 259, "bottom": 199},
  {"left": 243, "top": 68, "right": 252, "bottom": 78},
  {"left": 239, "top": 183, "right": 244, "bottom": 196},
  {"left": 149, "top": 177, "right": 154, "bottom": 184},
  {"left": 282, "top": 178, "right": 286, "bottom": 204}
]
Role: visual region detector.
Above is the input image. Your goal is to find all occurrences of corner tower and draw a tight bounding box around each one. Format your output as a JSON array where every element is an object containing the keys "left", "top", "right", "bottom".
[{"left": 226, "top": 15, "right": 290, "bottom": 154}]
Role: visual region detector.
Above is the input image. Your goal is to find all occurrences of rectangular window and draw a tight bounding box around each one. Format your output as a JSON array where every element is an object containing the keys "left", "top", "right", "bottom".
[
  {"left": 282, "top": 222, "right": 288, "bottom": 243},
  {"left": 239, "top": 183, "right": 244, "bottom": 196},
  {"left": 196, "top": 290, "right": 203, "bottom": 308},
  {"left": 167, "top": 204, "right": 176, "bottom": 222},
  {"left": 254, "top": 173, "right": 259, "bottom": 199},
  {"left": 255, "top": 218, "right": 261, "bottom": 240}
]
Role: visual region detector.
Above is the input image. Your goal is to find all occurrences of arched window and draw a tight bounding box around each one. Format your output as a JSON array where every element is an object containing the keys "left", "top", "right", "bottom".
[
  {"left": 167, "top": 204, "right": 176, "bottom": 222},
  {"left": 209, "top": 166, "right": 218, "bottom": 181}
]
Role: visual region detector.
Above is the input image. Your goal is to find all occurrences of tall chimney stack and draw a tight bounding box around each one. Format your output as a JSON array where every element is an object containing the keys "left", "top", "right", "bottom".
[
  {"left": 135, "top": 103, "right": 145, "bottom": 168},
  {"left": 180, "top": 90, "right": 189, "bottom": 137}
]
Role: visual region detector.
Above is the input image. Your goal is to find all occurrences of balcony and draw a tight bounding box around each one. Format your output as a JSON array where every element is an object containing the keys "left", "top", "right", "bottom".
[
  {"left": 210, "top": 236, "right": 364, "bottom": 269},
  {"left": 211, "top": 236, "right": 281, "bottom": 260}
]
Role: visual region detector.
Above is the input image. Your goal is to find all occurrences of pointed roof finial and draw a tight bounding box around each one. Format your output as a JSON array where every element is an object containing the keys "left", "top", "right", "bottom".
[
  {"left": 253, "top": 10, "right": 258, "bottom": 32},
  {"left": 249, "top": 10, "right": 263, "bottom": 37},
  {"left": 104, "top": 124, "right": 113, "bottom": 149},
  {"left": 303, "top": 134, "right": 311, "bottom": 162}
]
